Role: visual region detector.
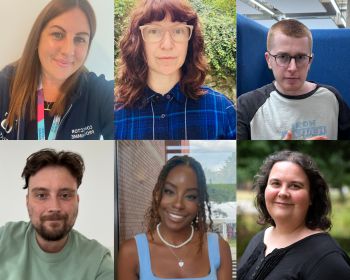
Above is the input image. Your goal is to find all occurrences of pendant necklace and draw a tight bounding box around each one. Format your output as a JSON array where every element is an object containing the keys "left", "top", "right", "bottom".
[{"left": 156, "top": 223, "right": 194, "bottom": 268}]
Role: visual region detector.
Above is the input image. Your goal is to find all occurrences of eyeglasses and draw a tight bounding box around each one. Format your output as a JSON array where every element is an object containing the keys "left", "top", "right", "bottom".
[
  {"left": 139, "top": 24, "right": 193, "bottom": 43},
  {"left": 267, "top": 51, "right": 312, "bottom": 67}
]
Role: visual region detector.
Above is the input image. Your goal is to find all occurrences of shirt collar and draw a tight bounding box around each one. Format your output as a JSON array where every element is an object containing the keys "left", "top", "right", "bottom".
[{"left": 143, "top": 83, "right": 187, "bottom": 105}]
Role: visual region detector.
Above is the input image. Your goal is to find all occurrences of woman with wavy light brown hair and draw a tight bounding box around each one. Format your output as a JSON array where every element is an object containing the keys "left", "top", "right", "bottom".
[
  {"left": 114, "top": 0, "right": 236, "bottom": 140},
  {"left": 0, "top": 0, "right": 113, "bottom": 140},
  {"left": 117, "top": 155, "right": 232, "bottom": 279},
  {"left": 238, "top": 150, "right": 350, "bottom": 280}
]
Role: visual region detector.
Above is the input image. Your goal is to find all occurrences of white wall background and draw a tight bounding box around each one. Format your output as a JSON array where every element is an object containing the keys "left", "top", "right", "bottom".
[
  {"left": 0, "top": 0, "right": 114, "bottom": 80},
  {"left": 0, "top": 141, "right": 114, "bottom": 255}
]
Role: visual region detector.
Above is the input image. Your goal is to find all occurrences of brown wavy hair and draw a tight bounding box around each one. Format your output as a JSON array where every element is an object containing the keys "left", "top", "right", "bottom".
[
  {"left": 145, "top": 155, "right": 213, "bottom": 250},
  {"left": 254, "top": 150, "right": 332, "bottom": 230},
  {"left": 116, "top": 0, "right": 208, "bottom": 108},
  {"left": 22, "top": 148, "right": 85, "bottom": 189},
  {"left": 6, "top": 0, "right": 96, "bottom": 128}
]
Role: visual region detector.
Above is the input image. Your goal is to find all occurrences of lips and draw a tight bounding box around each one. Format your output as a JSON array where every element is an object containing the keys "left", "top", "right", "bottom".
[
  {"left": 274, "top": 201, "right": 293, "bottom": 206},
  {"left": 54, "top": 58, "right": 73, "bottom": 68},
  {"left": 158, "top": 56, "right": 176, "bottom": 60},
  {"left": 167, "top": 211, "right": 186, "bottom": 222}
]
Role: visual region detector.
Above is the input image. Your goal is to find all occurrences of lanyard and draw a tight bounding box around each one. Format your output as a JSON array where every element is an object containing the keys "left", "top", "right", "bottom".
[{"left": 37, "top": 86, "right": 60, "bottom": 140}]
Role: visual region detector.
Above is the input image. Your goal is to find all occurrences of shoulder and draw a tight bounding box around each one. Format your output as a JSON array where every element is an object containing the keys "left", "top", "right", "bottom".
[
  {"left": 238, "top": 83, "right": 273, "bottom": 105},
  {"left": 0, "top": 64, "right": 15, "bottom": 99},
  {"left": 304, "top": 234, "right": 350, "bottom": 278},
  {"left": 0, "top": 64, "right": 16, "bottom": 79},
  {"left": 119, "top": 237, "right": 139, "bottom": 258},
  {"left": 79, "top": 71, "right": 114, "bottom": 96},
  {"left": 201, "top": 86, "right": 234, "bottom": 104},
  {"left": 315, "top": 83, "right": 346, "bottom": 103},
  {"left": 70, "top": 229, "right": 111, "bottom": 256},
  {"left": 117, "top": 237, "right": 140, "bottom": 279},
  {"left": 0, "top": 221, "right": 29, "bottom": 234}
]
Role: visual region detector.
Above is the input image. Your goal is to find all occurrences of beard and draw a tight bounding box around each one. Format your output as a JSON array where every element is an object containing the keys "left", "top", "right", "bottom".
[{"left": 33, "top": 212, "right": 76, "bottom": 242}]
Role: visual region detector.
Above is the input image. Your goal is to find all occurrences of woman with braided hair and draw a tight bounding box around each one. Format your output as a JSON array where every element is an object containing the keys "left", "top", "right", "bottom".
[{"left": 117, "top": 155, "right": 232, "bottom": 279}]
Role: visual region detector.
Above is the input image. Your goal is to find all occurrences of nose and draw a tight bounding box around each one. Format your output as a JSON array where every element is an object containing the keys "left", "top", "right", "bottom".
[
  {"left": 160, "top": 30, "right": 174, "bottom": 49},
  {"left": 61, "top": 37, "right": 75, "bottom": 56},
  {"left": 47, "top": 197, "right": 61, "bottom": 213},
  {"left": 172, "top": 195, "right": 185, "bottom": 210},
  {"left": 287, "top": 57, "right": 297, "bottom": 71},
  {"left": 278, "top": 185, "right": 290, "bottom": 198}
]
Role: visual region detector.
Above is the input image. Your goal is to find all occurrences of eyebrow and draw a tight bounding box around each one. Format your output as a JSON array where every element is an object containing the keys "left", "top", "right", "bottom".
[
  {"left": 164, "top": 181, "right": 199, "bottom": 192},
  {"left": 268, "top": 178, "right": 305, "bottom": 185},
  {"left": 30, "top": 187, "right": 76, "bottom": 192},
  {"left": 48, "top": 25, "right": 90, "bottom": 37}
]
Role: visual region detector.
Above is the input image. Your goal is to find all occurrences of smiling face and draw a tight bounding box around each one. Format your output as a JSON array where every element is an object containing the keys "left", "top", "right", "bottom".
[
  {"left": 265, "top": 161, "right": 311, "bottom": 227},
  {"left": 265, "top": 31, "right": 312, "bottom": 95},
  {"left": 26, "top": 165, "right": 79, "bottom": 242},
  {"left": 38, "top": 7, "right": 90, "bottom": 87},
  {"left": 143, "top": 16, "right": 189, "bottom": 84},
  {"left": 158, "top": 165, "right": 199, "bottom": 232}
]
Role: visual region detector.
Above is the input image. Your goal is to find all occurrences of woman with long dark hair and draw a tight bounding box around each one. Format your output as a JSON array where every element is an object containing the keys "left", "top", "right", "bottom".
[
  {"left": 118, "top": 155, "right": 232, "bottom": 279},
  {"left": 0, "top": 0, "right": 113, "bottom": 140}
]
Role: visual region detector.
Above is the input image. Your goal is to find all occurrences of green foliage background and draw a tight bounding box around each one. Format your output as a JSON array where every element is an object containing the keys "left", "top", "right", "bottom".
[
  {"left": 208, "top": 183, "right": 236, "bottom": 203},
  {"left": 114, "top": 0, "right": 236, "bottom": 101}
]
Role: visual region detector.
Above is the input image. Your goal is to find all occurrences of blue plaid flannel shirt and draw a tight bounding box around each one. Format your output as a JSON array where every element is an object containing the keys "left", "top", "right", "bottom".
[{"left": 114, "top": 83, "right": 236, "bottom": 140}]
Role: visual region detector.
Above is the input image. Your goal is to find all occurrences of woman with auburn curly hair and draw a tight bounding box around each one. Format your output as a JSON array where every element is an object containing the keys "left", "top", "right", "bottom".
[
  {"left": 238, "top": 150, "right": 350, "bottom": 280},
  {"left": 114, "top": 0, "right": 236, "bottom": 140},
  {"left": 117, "top": 155, "right": 232, "bottom": 279}
]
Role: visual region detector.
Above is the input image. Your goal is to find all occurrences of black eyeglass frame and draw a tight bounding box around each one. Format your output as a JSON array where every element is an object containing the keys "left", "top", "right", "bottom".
[{"left": 267, "top": 51, "right": 313, "bottom": 67}]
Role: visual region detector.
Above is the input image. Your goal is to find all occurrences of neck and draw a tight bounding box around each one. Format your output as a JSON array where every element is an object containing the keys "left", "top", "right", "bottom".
[
  {"left": 35, "top": 233, "right": 68, "bottom": 253},
  {"left": 275, "top": 81, "right": 316, "bottom": 96},
  {"left": 42, "top": 78, "right": 62, "bottom": 102},
  {"left": 158, "top": 223, "right": 193, "bottom": 245},
  {"left": 147, "top": 71, "right": 180, "bottom": 95},
  {"left": 273, "top": 221, "right": 309, "bottom": 237}
]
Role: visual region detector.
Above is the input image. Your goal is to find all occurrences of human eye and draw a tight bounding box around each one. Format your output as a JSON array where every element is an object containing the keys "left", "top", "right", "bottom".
[
  {"left": 296, "top": 55, "right": 308, "bottom": 62},
  {"left": 290, "top": 183, "right": 302, "bottom": 190},
  {"left": 269, "top": 180, "right": 280, "bottom": 187},
  {"left": 59, "top": 191, "right": 74, "bottom": 200},
  {"left": 277, "top": 54, "right": 290, "bottom": 63},
  {"left": 51, "top": 32, "right": 64, "bottom": 40},
  {"left": 74, "top": 36, "right": 87, "bottom": 44},
  {"left": 185, "top": 193, "right": 198, "bottom": 201},
  {"left": 163, "top": 187, "right": 175, "bottom": 196},
  {"left": 146, "top": 26, "right": 161, "bottom": 35},
  {"left": 174, "top": 26, "right": 186, "bottom": 34},
  {"left": 34, "top": 192, "right": 49, "bottom": 200}
]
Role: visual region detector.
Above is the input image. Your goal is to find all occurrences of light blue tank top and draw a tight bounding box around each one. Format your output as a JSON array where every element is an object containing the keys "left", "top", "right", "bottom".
[{"left": 135, "top": 232, "right": 220, "bottom": 280}]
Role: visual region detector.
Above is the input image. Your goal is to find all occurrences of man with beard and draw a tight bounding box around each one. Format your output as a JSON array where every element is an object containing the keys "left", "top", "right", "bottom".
[{"left": 0, "top": 149, "right": 113, "bottom": 279}]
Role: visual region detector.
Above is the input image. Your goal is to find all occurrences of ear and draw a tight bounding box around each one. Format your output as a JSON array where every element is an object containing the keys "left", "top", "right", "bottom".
[{"left": 265, "top": 52, "right": 272, "bottom": 69}]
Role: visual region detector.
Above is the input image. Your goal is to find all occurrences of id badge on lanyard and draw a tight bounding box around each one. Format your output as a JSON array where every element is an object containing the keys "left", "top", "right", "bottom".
[{"left": 37, "top": 85, "right": 61, "bottom": 140}]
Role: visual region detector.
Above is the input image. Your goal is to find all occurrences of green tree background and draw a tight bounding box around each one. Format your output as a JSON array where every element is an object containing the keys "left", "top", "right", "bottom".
[
  {"left": 237, "top": 141, "right": 350, "bottom": 258},
  {"left": 114, "top": 0, "right": 236, "bottom": 101}
]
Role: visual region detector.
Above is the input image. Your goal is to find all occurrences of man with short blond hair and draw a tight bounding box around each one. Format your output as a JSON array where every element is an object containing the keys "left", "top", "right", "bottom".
[{"left": 238, "top": 19, "right": 350, "bottom": 140}]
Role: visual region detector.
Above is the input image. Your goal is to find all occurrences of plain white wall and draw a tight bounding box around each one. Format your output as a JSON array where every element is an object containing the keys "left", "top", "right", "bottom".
[
  {"left": 0, "top": 141, "right": 114, "bottom": 255},
  {"left": 0, "top": 0, "right": 114, "bottom": 80}
]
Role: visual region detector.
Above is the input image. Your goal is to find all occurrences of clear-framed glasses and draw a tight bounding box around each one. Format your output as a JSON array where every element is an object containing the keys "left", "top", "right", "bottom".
[
  {"left": 267, "top": 51, "right": 312, "bottom": 67},
  {"left": 139, "top": 24, "right": 193, "bottom": 43}
]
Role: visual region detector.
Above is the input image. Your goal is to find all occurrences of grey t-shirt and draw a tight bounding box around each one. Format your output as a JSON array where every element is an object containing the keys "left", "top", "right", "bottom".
[{"left": 237, "top": 82, "right": 350, "bottom": 140}]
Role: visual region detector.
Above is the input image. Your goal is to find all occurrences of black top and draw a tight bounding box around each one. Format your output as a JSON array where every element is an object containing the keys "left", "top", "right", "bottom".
[{"left": 238, "top": 230, "right": 350, "bottom": 280}]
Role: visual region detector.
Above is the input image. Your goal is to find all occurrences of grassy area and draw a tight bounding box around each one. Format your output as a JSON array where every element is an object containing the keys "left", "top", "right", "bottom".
[{"left": 237, "top": 189, "right": 255, "bottom": 200}]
